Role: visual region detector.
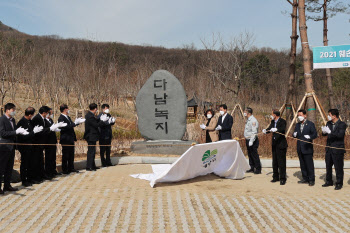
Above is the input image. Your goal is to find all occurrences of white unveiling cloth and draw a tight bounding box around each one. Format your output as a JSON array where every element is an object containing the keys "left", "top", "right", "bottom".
[{"left": 130, "top": 140, "right": 250, "bottom": 187}]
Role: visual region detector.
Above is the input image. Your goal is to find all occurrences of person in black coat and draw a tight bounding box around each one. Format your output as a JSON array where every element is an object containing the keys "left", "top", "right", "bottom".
[
  {"left": 44, "top": 108, "right": 60, "bottom": 178},
  {"left": 16, "top": 107, "right": 39, "bottom": 187},
  {"left": 293, "top": 109, "right": 318, "bottom": 186},
  {"left": 215, "top": 104, "right": 233, "bottom": 140},
  {"left": 263, "top": 110, "right": 288, "bottom": 185},
  {"left": 31, "top": 106, "right": 64, "bottom": 182},
  {"left": 84, "top": 103, "right": 110, "bottom": 171},
  {"left": 98, "top": 104, "right": 116, "bottom": 167},
  {"left": 58, "top": 104, "right": 85, "bottom": 174},
  {"left": 321, "top": 109, "right": 347, "bottom": 190},
  {"left": 0, "top": 103, "right": 29, "bottom": 194}
]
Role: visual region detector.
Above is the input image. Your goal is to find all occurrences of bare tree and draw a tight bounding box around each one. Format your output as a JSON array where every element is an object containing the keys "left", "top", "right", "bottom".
[
  {"left": 299, "top": 0, "right": 317, "bottom": 122},
  {"left": 306, "top": 0, "right": 350, "bottom": 108}
]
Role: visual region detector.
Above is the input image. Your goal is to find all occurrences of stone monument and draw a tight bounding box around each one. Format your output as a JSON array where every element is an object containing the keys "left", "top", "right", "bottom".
[{"left": 131, "top": 70, "right": 195, "bottom": 155}]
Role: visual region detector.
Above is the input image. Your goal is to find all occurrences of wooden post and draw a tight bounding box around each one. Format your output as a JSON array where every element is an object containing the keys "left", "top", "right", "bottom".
[{"left": 286, "top": 94, "right": 308, "bottom": 136}]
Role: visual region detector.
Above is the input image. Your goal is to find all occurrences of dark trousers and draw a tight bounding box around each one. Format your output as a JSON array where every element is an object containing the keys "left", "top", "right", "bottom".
[
  {"left": 32, "top": 146, "right": 45, "bottom": 180},
  {"left": 298, "top": 152, "right": 315, "bottom": 182},
  {"left": 62, "top": 144, "right": 75, "bottom": 172},
  {"left": 272, "top": 145, "right": 287, "bottom": 181},
  {"left": 19, "top": 149, "right": 32, "bottom": 182},
  {"left": 246, "top": 138, "right": 261, "bottom": 172},
  {"left": 100, "top": 139, "right": 112, "bottom": 166},
  {"left": 325, "top": 151, "right": 344, "bottom": 185},
  {"left": 45, "top": 145, "right": 57, "bottom": 176},
  {"left": 0, "top": 149, "right": 15, "bottom": 187},
  {"left": 86, "top": 141, "right": 97, "bottom": 169}
]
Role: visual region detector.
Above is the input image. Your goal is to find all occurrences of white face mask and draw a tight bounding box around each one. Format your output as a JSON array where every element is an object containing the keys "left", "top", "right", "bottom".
[
  {"left": 9, "top": 110, "right": 16, "bottom": 117},
  {"left": 327, "top": 115, "right": 332, "bottom": 121},
  {"left": 298, "top": 116, "right": 305, "bottom": 122},
  {"left": 243, "top": 112, "right": 247, "bottom": 117},
  {"left": 207, "top": 114, "right": 212, "bottom": 119},
  {"left": 220, "top": 111, "right": 225, "bottom": 116},
  {"left": 104, "top": 109, "right": 110, "bottom": 114},
  {"left": 46, "top": 115, "right": 50, "bottom": 119},
  {"left": 270, "top": 115, "right": 274, "bottom": 120},
  {"left": 67, "top": 110, "right": 70, "bottom": 115}
]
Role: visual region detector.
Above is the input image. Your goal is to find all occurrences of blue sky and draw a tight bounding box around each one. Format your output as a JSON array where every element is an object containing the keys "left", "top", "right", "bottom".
[{"left": 0, "top": 0, "right": 349, "bottom": 50}]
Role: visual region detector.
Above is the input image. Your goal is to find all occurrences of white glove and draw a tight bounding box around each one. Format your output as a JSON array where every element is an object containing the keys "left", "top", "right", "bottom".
[
  {"left": 293, "top": 132, "right": 297, "bottom": 137},
  {"left": 50, "top": 123, "right": 59, "bottom": 132},
  {"left": 55, "top": 128, "right": 61, "bottom": 132},
  {"left": 57, "top": 121, "right": 67, "bottom": 128},
  {"left": 304, "top": 135, "right": 311, "bottom": 139},
  {"left": 262, "top": 129, "right": 267, "bottom": 134},
  {"left": 270, "top": 128, "right": 277, "bottom": 132},
  {"left": 16, "top": 127, "right": 29, "bottom": 135},
  {"left": 248, "top": 139, "right": 254, "bottom": 147},
  {"left": 100, "top": 114, "right": 110, "bottom": 122},
  {"left": 33, "top": 125, "right": 43, "bottom": 134},
  {"left": 75, "top": 117, "right": 86, "bottom": 125},
  {"left": 108, "top": 117, "right": 115, "bottom": 124},
  {"left": 322, "top": 126, "right": 331, "bottom": 134},
  {"left": 215, "top": 125, "right": 222, "bottom": 131},
  {"left": 200, "top": 124, "right": 206, "bottom": 130}
]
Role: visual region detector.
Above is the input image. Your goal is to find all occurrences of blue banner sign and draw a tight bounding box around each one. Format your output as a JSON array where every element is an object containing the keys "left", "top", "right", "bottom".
[{"left": 313, "top": 45, "right": 350, "bottom": 69}]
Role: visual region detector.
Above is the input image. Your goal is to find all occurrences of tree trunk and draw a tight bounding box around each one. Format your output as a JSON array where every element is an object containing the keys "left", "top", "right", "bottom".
[
  {"left": 323, "top": 1, "right": 335, "bottom": 108},
  {"left": 286, "top": 0, "right": 299, "bottom": 125},
  {"left": 298, "top": 0, "right": 316, "bottom": 122}
]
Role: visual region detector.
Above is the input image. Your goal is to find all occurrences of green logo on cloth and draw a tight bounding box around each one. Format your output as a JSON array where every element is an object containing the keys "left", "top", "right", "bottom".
[{"left": 202, "top": 149, "right": 217, "bottom": 168}]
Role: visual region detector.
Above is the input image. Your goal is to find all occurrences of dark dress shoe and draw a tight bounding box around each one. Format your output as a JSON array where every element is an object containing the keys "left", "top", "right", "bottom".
[
  {"left": 298, "top": 180, "right": 308, "bottom": 184},
  {"left": 22, "top": 181, "right": 32, "bottom": 187},
  {"left": 86, "top": 168, "right": 96, "bottom": 171},
  {"left": 308, "top": 181, "right": 315, "bottom": 186},
  {"left": 280, "top": 180, "right": 286, "bottom": 185},
  {"left": 70, "top": 169, "right": 79, "bottom": 173},
  {"left": 254, "top": 170, "right": 261, "bottom": 174},
  {"left": 62, "top": 170, "right": 70, "bottom": 175},
  {"left": 32, "top": 180, "right": 42, "bottom": 184},
  {"left": 4, "top": 185, "right": 18, "bottom": 192},
  {"left": 334, "top": 184, "right": 342, "bottom": 190},
  {"left": 322, "top": 182, "right": 333, "bottom": 187},
  {"left": 43, "top": 175, "right": 53, "bottom": 180},
  {"left": 246, "top": 169, "right": 254, "bottom": 173},
  {"left": 271, "top": 179, "right": 280, "bottom": 183},
  {"left": 94, "top": 167, "right": 100, "bottom": 170},
  {"left": 55, "top": 172, "right": 63, "bottom": 176},
  {"left": 0, "top": 189, "right": 4, "bottom": 195}
]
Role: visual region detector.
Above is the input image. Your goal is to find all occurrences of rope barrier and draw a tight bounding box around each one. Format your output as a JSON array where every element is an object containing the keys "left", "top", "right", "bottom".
[{"left": 0, "top": 130, "right": 348, "bottom": 150}]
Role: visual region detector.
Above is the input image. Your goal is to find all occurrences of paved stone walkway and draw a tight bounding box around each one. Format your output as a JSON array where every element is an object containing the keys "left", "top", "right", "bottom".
[{"left": 1, "top": 165, "right": 350, "bottom": 232}]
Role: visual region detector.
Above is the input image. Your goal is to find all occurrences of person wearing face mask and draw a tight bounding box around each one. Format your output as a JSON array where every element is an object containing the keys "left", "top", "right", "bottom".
[
  {"left": 321, "top": 109, "right": 347, "bottom": 190},
  {"left": 16, "top": 107, "right": 42, "bottom": 187},
  {"left": 263, "top": 110, "right": 288, "bottom": 185},
  {"left": 200, "top": 109, "right": 218, "bottom": 143},
  {"left": 58, "top": 104, "right": 85, "bottom": 174},
  {"left": 84, "top": 103, "right": 110, "bottom": 171},
  {"left": 32, "top": 106, "right": 65, "bottom": 183},
  {"left": 98, "top": 104, "right": 116, "bottom": 167},
  {"left": 215, "top": 104, "right": 233, "bottom": 141},
  {"left": 0, "top": 103, "right": 29, "bottom": 194},
  {"left": 292, "top": 109, "right": 317, "bottom": 186},
  {"left": 44, "top": 108, "right": 61, "bottom": 178},
  {"left": 244, "top": 107, "right": 261, "bottom": 174}
]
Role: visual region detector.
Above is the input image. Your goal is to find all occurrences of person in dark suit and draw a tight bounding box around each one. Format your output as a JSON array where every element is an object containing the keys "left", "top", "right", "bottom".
[
  {"left": 292, "top": 109, "right": 318, "bottom": 186},
  {"left": 16, "top": 107, "right": 42, "bottom": 187},
  {"left": 321, "top": 109, "right": 347, "bottom": 190},
  {"left": 44, "top": 108, "right": 60, "bottom": 178},
  {"left": 0, "top": 103, "right": 29, "bottom": 194},
  {"left": 263, "top": 110, "right": 288, "bottom": 185},
  {"left": 215, "top": 104, "right": 233, "bottom": 140},
  {"left": 98, "top": 104, "right": 116, "bottom": 167},
  {"left": 31, "top": 106, "right": 63, "bottom": 182},
  {"left": 84, "top": 103, "right": 110, "bottom": 171},
  {"left": 58, "top": 104, "right": 85, "bottom": 174}
]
